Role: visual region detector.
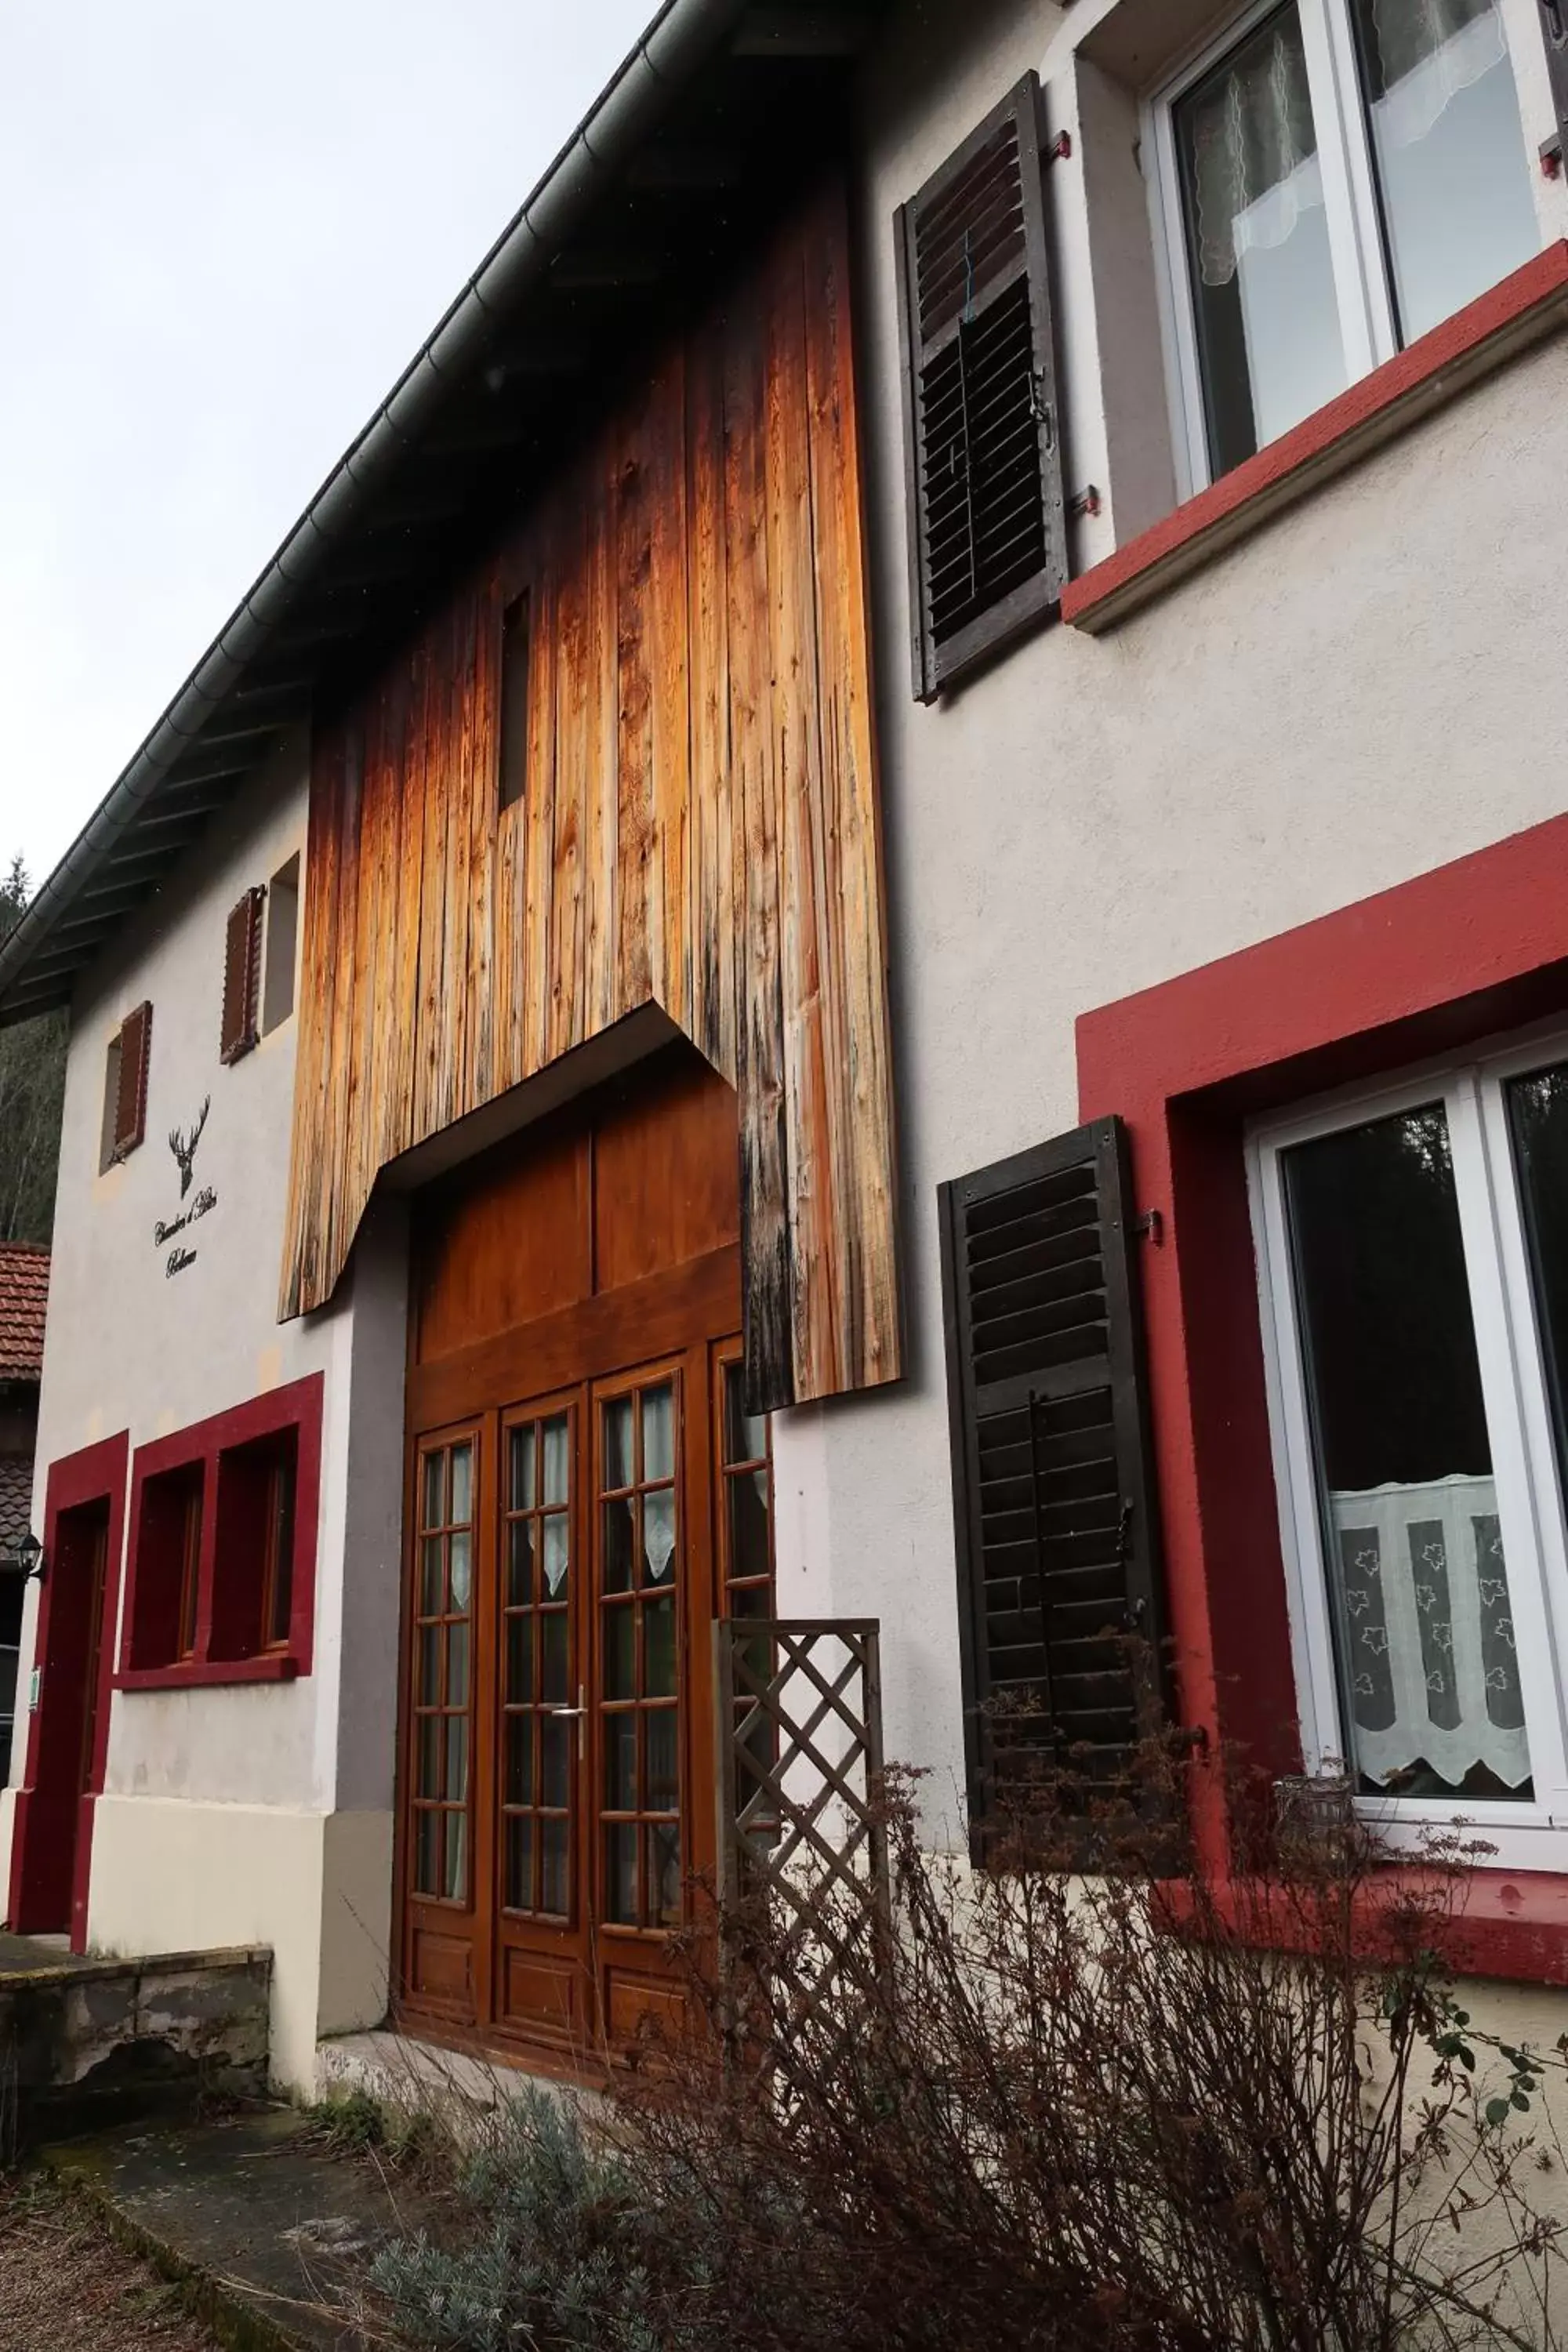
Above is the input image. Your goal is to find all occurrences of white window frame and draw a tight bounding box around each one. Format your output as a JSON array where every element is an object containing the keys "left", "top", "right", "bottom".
[
  {"left": 1144, "top": 0, "right": 1546, "bottom": 499},
  {"left": 1249, "top": 1033, "right": 1568, "bottom": 1872}
]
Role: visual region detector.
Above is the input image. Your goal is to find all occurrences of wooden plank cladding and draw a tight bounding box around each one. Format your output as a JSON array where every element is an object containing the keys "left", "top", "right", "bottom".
[{"left": 278, "top": 180, "right": 899, "bottom": 1411}]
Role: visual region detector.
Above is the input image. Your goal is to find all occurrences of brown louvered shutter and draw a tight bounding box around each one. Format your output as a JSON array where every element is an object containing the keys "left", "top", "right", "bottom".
[
  {"left": 1540, "top": 1, "right": 1568, "bottom": 170},
  {"left": 113, "top": 1001, "right": 153, "bottom": 1158},
  {"left": 220, "top": 887, "right": 265, "bottom": 1064},
  {"left": 895, "top": 71, "right": 1066, "bottom": 703},
  {"left": 938, "top": 1116, "right": 1165, "bottom": 1859}
]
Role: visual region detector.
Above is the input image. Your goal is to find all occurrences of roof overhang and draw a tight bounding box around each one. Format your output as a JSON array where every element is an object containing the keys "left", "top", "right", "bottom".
[{"left": 0, "top": 0, "right": 886, "bottom": 1027}]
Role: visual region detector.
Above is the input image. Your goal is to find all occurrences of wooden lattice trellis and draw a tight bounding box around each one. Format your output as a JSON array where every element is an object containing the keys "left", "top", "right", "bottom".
[{"left": 713, "top": 1618, "right": 890, "bottom": 2091}]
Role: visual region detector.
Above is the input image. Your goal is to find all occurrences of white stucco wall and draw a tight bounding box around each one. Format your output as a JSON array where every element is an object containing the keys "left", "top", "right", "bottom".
[
  {"left": 766, "top": 0, "right": 1568, "bottom": 1852},
  {"left": 4, "top": 734, "right": 406, "bottom": 2085}
]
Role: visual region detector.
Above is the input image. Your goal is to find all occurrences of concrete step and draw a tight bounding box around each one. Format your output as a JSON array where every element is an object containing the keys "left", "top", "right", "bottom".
[
  {"left": 44, "top": 2105, "right": 426, "bottom": 2352},
  {"left": 0, "top": 1938, "right": 270, "bottom": 2146}
]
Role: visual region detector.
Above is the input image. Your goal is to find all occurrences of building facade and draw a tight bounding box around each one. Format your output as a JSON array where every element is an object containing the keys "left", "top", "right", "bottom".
[{"left": 5, "top": 0, "right": 1568, "bottom": 2093}]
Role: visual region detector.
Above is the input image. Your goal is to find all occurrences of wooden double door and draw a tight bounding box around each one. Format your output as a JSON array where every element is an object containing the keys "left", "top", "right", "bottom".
[{"left": 397, "top": 1050, "right": 773, "bottom": 2062}]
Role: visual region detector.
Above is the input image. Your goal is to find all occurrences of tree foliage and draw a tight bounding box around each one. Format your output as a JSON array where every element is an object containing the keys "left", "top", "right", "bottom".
[{"left": 0, "top": 857, "right": 67, "bottom": 1244}]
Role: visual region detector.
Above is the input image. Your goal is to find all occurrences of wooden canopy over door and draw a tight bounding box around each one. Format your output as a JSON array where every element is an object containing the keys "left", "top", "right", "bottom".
[{"left": 399, "top": 1045, "right": 775, "bottom": 2063}]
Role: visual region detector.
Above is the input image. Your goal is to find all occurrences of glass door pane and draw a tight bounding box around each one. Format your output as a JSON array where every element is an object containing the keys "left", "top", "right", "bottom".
[
  {"left": 500, "top": 1409, "right": 575, "bottom": 1919},
  {"left": 1282, "top": 1102, "right": 1531, "bottom": 1799},
  {"left": 1174, "top": 1, "right": 1348, "bottom": 474},
  {"left": 409, "top": 1437, "right": 477, "bottom": 1899},
  {"left": 597, "top": 1376, "right": 683, "bottom": 1931},
  {"left": 1348, "top": 0, "right": 1537, "bottom": 346},
  {"left": 718, "top": 1355, "right": 779, "bottom": 1860}
]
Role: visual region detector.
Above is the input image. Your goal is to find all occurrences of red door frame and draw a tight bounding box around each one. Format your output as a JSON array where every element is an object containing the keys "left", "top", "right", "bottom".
[{"left": 7, "top": 1431, "right": 129, "bottom": 1948}]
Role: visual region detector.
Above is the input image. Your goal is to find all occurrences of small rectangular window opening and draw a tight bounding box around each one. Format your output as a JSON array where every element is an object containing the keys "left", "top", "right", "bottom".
[
  {"left": 498, "top": 592, "right": 531, "bottom": 815},
  {"left": 261, "top": 1444, "right": 298, "bottom": 1650},
  {"left": 262, "top": 853, "right": 300, "bottom": 1035},
  {"left": 129, "top": 1459, "right": 206, "bottom": 1670}
]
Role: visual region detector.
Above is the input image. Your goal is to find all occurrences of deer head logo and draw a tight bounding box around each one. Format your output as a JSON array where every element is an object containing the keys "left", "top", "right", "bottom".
[{"left": 169, "top": 1096, "right": 210, "bottom": 1199}]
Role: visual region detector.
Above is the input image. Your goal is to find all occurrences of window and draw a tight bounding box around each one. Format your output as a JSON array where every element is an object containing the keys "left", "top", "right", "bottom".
[
  {"left": 124, "top": 1460, "right": 205, "bottom": 1668},
  {"left": 261, "top": 854, "right": 299, "bottom": 1036},
  {"left": 895, "top": 72, "right": 1067, "bottom": 700},
  {"left": 119, "top": 1375, "right": 321, "bottom": 1688},
  {"left": 220, "top": 887, "right": 265, "bottom": 1064},
  {"left": 1252, "top": 1042, "right": 1568, "bottom": 1858},
  {"left": 498, "top": 592, "right": 530, "bottom": 813},
  {"left": 499, "top": 1407, "right": 573, "bottom": 1920},
  {"left": 209, "top": 1425, "right": 299, "bottom": 1661},
  {"left": 1152, "top": 0, "right": 1541, "bottom": 488},
  {"left": 410, "top": 1433, "right": 477, "bottom": 1904},
  {"left": 99, "top": 1001, "right": 151, "bottom": 1171},
  {"left": 597, "top": 1374, "right": 683, "bottom": 1930}
]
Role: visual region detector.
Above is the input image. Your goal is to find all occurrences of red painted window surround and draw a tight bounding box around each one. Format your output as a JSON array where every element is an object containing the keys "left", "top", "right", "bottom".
[
  {"left": 7, "top": 1430, "right": 128, "bottom": 1948},
  {"left": 1062, "top": 240, "right": 1568, "bottom": 637},
  {"left": 1076, "top": 807, "right": 1568, "bottom": 1986},
  {"left": 1160, "top": 1872, "right": 1568, "bottom": 1991},
  {"left": 118, "top": 1374, "right": 322, "bottom": 1691}
]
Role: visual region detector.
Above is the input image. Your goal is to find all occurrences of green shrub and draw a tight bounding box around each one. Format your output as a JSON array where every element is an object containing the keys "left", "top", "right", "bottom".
[{"left": 366, "top": 2085, "right": 713, "bottom": 2352}]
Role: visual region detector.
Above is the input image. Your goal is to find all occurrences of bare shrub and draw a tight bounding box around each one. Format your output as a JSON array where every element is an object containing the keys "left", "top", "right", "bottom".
[{"left": 358, "top": 1726, "right": 1568, "bottom": 2351}]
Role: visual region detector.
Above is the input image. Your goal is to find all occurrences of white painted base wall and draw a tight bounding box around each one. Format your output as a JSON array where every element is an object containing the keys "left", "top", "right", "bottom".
[{"left": 84, "top": 1795, "right": 393, "bottom": 2089}]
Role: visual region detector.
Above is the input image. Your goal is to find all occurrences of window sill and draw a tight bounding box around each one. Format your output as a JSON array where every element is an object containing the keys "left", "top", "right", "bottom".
[
  {"left": 1062, "top": 241, "right": 1568, "bottom": 637},
  {"left": 116, "top": 1653, "right": 302, "bottom": 1691},
  {"left": 1159, "top": 1867, "right": 1568, "bottom": 1991}
]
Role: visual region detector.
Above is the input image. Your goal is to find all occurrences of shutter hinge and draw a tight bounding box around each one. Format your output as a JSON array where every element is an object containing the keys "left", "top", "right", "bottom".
[
  {"left": 1133, "top": 1208, "right": 1164, "bottom": 1247},
  {"left": 1028, "top": 373, "right": 1055, "bottom": 448},
  {"left": 1044, "top": 129, "right": 1072, "bottom": 165},
  {"left": 1542, "top": 132, "right": 1564, "bottom": 180},
  {"left": 1069, "top": 485, "right": 1102, "bottom": 519}
]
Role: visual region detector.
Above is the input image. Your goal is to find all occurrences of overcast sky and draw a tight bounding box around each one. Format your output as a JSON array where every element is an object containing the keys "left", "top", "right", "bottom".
[{"left": 0, "top": 0, "right": 654, "bottom": 891}]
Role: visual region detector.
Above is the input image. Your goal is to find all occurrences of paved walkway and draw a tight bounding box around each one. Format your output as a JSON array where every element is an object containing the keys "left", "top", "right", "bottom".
[
  {"left": 46, "top": 2104, "right": 430, "bottom": 2350},
  {"left": 0, "top": 2174, "right": 219, "bottom": 2350},
  {"left": 0, "top": 1931, "right": 90, "bottom": 1977}
]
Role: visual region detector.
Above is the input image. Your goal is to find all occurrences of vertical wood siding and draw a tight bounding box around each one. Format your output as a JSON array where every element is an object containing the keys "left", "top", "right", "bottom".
[{"left": 279, "top": 182, "right": 899, "bottom": 1411}]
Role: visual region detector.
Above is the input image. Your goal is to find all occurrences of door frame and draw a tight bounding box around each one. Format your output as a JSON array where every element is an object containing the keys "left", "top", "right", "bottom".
[
  {"left": 491, "top": 1381, "right": 592, "bottom": 2054},
  {"left": 397, "top": 1254, "right": 746, "bottom": 2069},
  {"left": 8, "top": 1429, "right": 129, "bottom": 1947},
  {"left": 395, "top": 1412, "right": 489, "bottom": 2032}
]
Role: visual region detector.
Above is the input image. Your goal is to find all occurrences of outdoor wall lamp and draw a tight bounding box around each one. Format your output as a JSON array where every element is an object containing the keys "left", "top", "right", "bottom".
[{"left": 13, "top": 1531, "right": 44, "bottom": 1584}]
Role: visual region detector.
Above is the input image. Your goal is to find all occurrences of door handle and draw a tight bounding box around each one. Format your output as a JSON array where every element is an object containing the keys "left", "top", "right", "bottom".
[{"left": 550, "top": 1685, "right": 588, "bottom": 1761}]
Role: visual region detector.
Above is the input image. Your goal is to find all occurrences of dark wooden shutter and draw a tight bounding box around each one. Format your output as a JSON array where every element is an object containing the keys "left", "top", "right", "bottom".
[
  {"left": 1540, "top": 0, "right": 1568, "bottom": 170},
  {"left": 113, "top": 1001, "right": 152, "bottom": 1158},
  {"left": 220, "top": 887, "right": 265, "bottom": 1064},
  {"left": 938, "top": 1116, "right": 1165, "bottom": 1858},
  {"left": 895, "top": 71, "right": 1066, "bottom": 703}
]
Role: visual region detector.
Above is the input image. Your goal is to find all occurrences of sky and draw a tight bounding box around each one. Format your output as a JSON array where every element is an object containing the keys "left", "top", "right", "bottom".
[{"left": 0, "top": 0, "right": 655, "bottom": 892}]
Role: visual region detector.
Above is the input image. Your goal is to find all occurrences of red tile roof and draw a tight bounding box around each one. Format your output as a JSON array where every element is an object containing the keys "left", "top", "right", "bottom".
[{"left": 0, "top": 1246, "right": 48, "bottom": 1383}]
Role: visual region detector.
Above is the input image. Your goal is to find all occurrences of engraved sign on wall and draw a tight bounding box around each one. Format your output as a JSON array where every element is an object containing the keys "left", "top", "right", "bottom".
[{"left": 155, "top": 1096, "right": 217, "bottom": 1276}]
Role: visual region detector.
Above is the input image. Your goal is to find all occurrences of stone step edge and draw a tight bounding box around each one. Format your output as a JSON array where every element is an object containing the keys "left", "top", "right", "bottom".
[{"left": 39, "top": 2138, "right": 314, "bottom": 2352}]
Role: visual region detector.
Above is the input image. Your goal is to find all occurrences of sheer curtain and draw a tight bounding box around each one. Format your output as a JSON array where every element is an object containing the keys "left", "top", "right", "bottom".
[
  {"left": 1330, "top": 1475, "right": 1530, "bottom": 1792},
  {"left": 1189, "top": 15, "right": 1323, "bottom": 288},
  {"left": 1369, "top": 0, "right": 1506, "bottom": 146}
]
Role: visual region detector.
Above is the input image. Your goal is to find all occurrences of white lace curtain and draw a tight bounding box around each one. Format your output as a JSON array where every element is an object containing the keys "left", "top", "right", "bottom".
[
  {"left": 1187, "top": 0, "right": 1504, "bottom": 288},
  {"left": 1188, "top": 16, "right": 1321, "bottom": 288},
  {"left": 1330, "top": 1474, "right": 1530, "bottom": 1794},
  {"left": 1368, "top": 0, "right": 1505, "bottom": 147}
]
